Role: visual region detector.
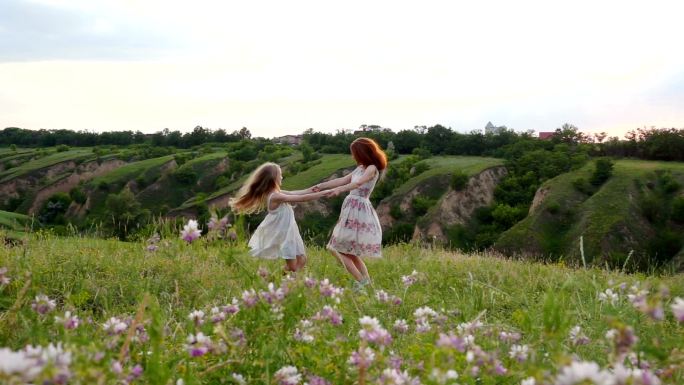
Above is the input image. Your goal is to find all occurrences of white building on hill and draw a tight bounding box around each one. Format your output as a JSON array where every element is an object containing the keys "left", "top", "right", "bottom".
[
  {"left": 273, "top": 134, "right": 303, "bottom": 145},
  {"left": 485, "top": 121, "right": 506, "bottom": 135}
]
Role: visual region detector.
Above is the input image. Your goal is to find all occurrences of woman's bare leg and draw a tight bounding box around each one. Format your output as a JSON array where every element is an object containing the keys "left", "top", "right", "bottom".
[{"left": 349, "top": 255, "right": 369, "bottom": 280}]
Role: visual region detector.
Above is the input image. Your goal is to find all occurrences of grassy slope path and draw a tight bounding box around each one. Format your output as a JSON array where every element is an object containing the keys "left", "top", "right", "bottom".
[{"left": 89, "top": 155, "right": 175, "bottom": 185}]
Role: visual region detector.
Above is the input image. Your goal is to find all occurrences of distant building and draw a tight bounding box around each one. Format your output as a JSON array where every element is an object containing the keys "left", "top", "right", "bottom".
[
  {"left": 538, "top": 132, "right": 555, "bottom": 140},
  {"left": 274, "top": 134, "right": 303, "bottom": 145},
  {"left": 484, "top": 121, "right": 506, "bottom": 135}
]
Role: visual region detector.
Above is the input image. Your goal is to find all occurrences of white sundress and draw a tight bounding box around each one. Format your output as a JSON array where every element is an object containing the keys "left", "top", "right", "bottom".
[
  {"left": 327, "top": 166, "right": 382, "bottom": 258},
  {"left": 248, "top": 193, "right": 306, "bottom": 260}
]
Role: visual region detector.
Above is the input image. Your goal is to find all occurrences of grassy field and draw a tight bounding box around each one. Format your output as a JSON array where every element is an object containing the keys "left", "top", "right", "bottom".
[
  {"left": 0, "top": 233, "right": 682, "bottom": 383},
  {"left": 0, "top": 149, "right": 95, "bottom": 182},
  {"left": 497, "top": 159, "right": 684, "bottom": 267},
  {"left": 393, "top": 156, "right": 503, "bottom": 195},
  {"left": 0, "top": 210, "right": 31, "bottom": 231}
]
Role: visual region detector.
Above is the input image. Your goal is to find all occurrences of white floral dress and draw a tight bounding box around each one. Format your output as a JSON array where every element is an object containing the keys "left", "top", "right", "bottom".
[
  {"left": 327, "top": 166, "right": 382, "bottom": 258},
  {"left": 249, "top": 193, "right": 306, "bottom": 260}
]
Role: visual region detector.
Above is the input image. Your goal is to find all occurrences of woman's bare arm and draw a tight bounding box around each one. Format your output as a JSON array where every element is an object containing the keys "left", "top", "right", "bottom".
[{"left": 313, "top": 173, "right": 352, "bottom": 191}]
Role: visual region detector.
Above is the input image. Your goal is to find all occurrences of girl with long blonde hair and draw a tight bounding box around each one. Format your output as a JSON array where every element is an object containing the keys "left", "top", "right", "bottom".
[{"left": 230, "top": 162, "right": 330, "bottom": 272}]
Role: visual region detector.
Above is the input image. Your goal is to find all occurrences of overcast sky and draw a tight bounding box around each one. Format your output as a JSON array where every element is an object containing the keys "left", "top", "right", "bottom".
[{"left": 1, "top": 0, "right": 683, "bottom": 138}]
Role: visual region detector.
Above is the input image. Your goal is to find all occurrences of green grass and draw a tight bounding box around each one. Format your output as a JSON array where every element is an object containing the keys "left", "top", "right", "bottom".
[
  {"left": 89, "top": 155, "right": 175, "bottom": 185},
  {"left": 0, "top": 235, "right": 682, "bottom": 383},
  {"left": 282, "top": 154, "right": 356, "bottom": 190},
  {"left": 0, "top": 149, "right": 95, "bottom": 182},
  {"left": 393, "top": 156, "right": 503, "bottom": 196},
  {"left": 0, "top": 210, "right": 31, "bottom": 231},
  {"left": 176, "top": 152, "right": 228, "bottom": 173}
]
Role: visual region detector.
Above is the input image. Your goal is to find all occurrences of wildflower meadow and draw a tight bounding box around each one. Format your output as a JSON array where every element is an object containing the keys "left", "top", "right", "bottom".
[{"left": 0, "top": 222, "right": 683, "bottom": 384}]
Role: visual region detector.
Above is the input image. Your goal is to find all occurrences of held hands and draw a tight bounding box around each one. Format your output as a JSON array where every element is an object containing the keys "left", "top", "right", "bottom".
[
  {"left": 311, "top": 184, "right": 322, "bottom": 193},
  {"left": 324, "top": 188, "right": 341, "bottom": 197}
]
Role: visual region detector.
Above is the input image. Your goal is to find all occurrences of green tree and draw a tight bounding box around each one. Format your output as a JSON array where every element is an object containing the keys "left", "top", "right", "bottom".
[{"left": 105, "top": 188, "right": 145, "bottom": 240}]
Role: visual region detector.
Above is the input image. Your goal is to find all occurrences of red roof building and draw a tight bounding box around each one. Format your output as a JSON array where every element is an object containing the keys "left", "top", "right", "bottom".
[{"left": 538, "top": 132, "right": 555, "bottom": 140}]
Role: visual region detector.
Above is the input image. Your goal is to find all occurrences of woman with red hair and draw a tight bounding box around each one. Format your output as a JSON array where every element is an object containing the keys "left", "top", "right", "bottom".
[{"left": 313, "top": 137, "right": 388, "bottom": 291}]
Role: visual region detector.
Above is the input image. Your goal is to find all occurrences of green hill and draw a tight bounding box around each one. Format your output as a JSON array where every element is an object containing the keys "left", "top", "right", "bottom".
[
  {"left": 496, "top": 159, "right": 684, "bottom": 270},
  {"left": 0, "top": 149, "right": 94, "bottom": 182},
  {"left": 392, "top": 155, "right": 503, "bottom": 196}
]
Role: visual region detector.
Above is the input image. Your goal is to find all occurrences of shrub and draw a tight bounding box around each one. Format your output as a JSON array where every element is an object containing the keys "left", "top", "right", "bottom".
[
  {"left": 590, "top": 158, "right": 614, "bottom": 186},
  {"left": 655, "top": 170, "right": 681, "bottom": 194},
  {"left": 69, "top": 187, "right": 87, "bottom": 204},
  {"left": 135, "top": 176, "right": 148, "bottom": 189},
  {"left": 451, "top": 171, "right": 469, "bottom": 191},
  {"left": 672, "top": 196, "right": 684, "bottom": 223},
  {"left": 546, "top": 201, "right": 561, "bottom": 214},
  {"left": 639, "top": 194, "right": 663, "bottom": 224},
  {"left": 56, "top": 144, "right": 69, "bottom": 152},
  {"left": 174, "top": 153, "right": 192, "bottom": 166},
  {"left": 572, "top": 177, "right": 594, "bottom": 195},
  {"left": 97, "top": 181, "right": 109, "bottom": 191},
  {"left": 383, "top": 222, "right": 414, "bottom": 243},
  {"left": 411, "top": 161, "right": 430, "bottom": 176},
  {"left": 411, "top": 147, "right": 431, "bottom": 160},
  {"left": 390, "top": 204, "right": 403, "bottom": 220},
  {"left": 411, "top": 196, "right": 435, "bottom": 216},
  {"left": 647, "top": 229, "right": 683, "bottom": 264},
  {"left": 491, "top": 203, "right": 525, "bottom": 229},
  {"left": 39, "top": 192, "right": 72, "bottom": 224},
  {"left": 174, "top": 167, "right": 198, "bottom": 185}
]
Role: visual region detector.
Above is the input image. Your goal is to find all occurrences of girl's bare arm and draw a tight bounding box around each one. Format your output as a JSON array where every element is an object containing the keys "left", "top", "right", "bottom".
[
  {"left": 271, "top": 190, "right": 329, "bottom": 205},
  {"left": 281, "top": 188, "right": 314, "bottom": 195},
  {"left": 328, "top": 166, "right": 377, "bottom": 196}
]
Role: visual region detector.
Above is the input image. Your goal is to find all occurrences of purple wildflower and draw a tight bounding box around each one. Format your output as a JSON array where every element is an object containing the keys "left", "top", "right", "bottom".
[
  {"left": 31, "top": 294, "right": 56, "bottom": 315},
  {"left": 180, "top": 219, "right": 201, "bottom": 243}
]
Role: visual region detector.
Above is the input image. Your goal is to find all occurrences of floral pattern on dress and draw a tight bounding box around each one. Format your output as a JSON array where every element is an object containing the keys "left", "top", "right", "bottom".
[
  {"left": 342, "top": 198, "right": 369, "bottom": 212},
  {"left": 342, "top": 218, "right": 380, "bottom": 234},
  {"left": 328, "top": 235, "right": 382, "bottom": 257},
  {"left": 327, "top": 166, "right": 383, "bottom": 258}
]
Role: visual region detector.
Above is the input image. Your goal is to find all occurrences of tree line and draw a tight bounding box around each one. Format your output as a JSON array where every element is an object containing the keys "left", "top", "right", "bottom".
[
  {"left": 0, "top": 126, "right": 252, "bottom": 148},
  {"left": 2, "top": 124, "right": 683, "bottom": 162}
]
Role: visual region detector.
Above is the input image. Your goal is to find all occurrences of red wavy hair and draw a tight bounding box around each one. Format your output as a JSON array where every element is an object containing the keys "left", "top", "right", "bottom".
[{"left": 350, "top": 137, "right": 387, "bottom": 171}]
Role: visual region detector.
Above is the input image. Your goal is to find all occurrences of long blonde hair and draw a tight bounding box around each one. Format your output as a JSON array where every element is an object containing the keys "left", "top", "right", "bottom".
[{"left": 229, "top": 162, "right": 281, "bottom": 214}]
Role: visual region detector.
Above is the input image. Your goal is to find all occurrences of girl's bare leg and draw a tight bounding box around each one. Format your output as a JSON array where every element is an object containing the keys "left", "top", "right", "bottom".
[
  {"left": 285, "top": 259, "right": 298, "bottom": 272},
  {"left": 329, "top": 249, "right": 363, "bottom": 281},
  {"left": 296, "top": 255, "right": 307, "bottom": 271}
]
